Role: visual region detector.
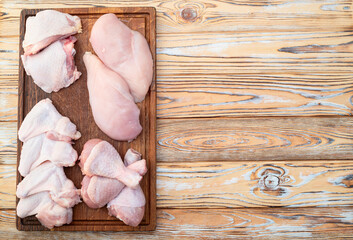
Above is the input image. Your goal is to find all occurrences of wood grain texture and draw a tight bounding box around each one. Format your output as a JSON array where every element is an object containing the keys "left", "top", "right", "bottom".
[
  {"left": 3, "top": 116, "right": 353, "bottom": 165},
  {"left": 0, "top": 122, "right": 16, "bottom": 165},
  {"left": 1, "top": 0, "right": 353, "bottom": 119},
  {"left": 157, "top": 117, "right": 353, "bottom": 161},
  {"left": 1, "top": 208, "right": 353, "bottom": 239},
  {"left": 3, "top": 160, "right": 353, "bottom": 209},
  {"left": 1, "top": 0, "right": 353, "bottom": 237},
  {"left": 16, "top": 7, "right": 156, "bottom": 231},
  {"left": 2, "top": 115, "right": 353, "bottom": 165}
]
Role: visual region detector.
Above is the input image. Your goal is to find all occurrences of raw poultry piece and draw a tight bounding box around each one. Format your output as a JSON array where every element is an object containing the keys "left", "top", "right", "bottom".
[
  {"left": 17, "top": 191, "right": 73, "bottom": 229},
  {"left": 23, "top": 10, "right": 81, "bottom": 55},
  {"left": 83, "top": 52, "right": 142, "bottom": 141},
  {"left": 19, "top": 133, "right": 78, "bottom": 177},
  {"left": 21, "top": 36, "right": 81, "bottom": 93},
  {"left": 80, "top": 176, "right": 123, "bottom": 209},
  {"left": 79, "top": 139, "right": 144, "bottom": 189},
  {"left": 80, "top": 147, "right": 147, "bottom": 208},
  {"left": 107, "top": 148, "right": 146, "bottom": 227},
  {"left": 18, "top": 98, "right": 81, "bottom": 142},
  {"left": 90, "top": 13, "right": 153, "bottom": 102},
  {"left": 16, "top": 162, "right": 81, "bottom": 208}
]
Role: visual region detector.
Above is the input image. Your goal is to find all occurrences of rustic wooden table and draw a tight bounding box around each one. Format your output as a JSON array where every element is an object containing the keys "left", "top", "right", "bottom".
[{"left": 1, "top": 0, "right": 353, "bottom": 238}]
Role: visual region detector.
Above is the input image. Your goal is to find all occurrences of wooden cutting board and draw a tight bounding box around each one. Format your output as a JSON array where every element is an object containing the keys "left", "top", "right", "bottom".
[{"left": 16, "top": 7, "right": 156, "bottom": 231}]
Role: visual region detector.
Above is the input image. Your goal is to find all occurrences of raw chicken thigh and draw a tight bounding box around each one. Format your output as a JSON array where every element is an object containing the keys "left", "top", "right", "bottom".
[
  {"left": 108, "top": 149, "right": 146, "bottom": 227},
  {"left": 22, "top": 36, "right": 81, "bottom": 93},
  {"left": 79, "top": 139, "right": 143, "bottom": 188},
  {"left": 90, "top": 13, "right": 153, "bottom": 102},
  {"left": 19, "top": 133, "right": 77, "bottom": 177},
  {"left": 18, "top": 98, "right": 81, "bottom": 142},
  {"left": 23, "top": 10, "right": 81, "bottom": 55},
  {"left": 83, "top": 52, "right": 142, "bottom": 141}
]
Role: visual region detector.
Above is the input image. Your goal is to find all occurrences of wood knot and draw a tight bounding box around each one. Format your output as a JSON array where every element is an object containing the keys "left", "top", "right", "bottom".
[
  {"left": 180, "top": 7, "right": 197, "bottom": 22},
  {"left": 175, "top": 1, "right": 207, "bottom": 24},
  {"left": 264, "top": 175, "right": 280, "bottom": 190}
]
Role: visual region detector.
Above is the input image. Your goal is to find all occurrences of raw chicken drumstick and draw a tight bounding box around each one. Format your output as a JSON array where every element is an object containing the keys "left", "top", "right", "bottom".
[
  {"left": 90, "top": 13, "right": 153, "bottom": 103},
  {"left": 107, "top": 148, "right": 146, "bottom": 227},
  {"left": 18, "top": 98, "right": 81, "bottom": 142},
  {"left": 83, "top": 53, "right": 142, "bottom": 141},
  {"left": 21, "top": 36, "right": 81, "bottom": 93},
  {"left": 23, "top": 10, "right": 81, "bottom": 55},
  {"left": 80, "top": 140, "right": 147, "bottom": 208},
  {"left": 79, "top": 139, "right": 144, "bottom": 189}
]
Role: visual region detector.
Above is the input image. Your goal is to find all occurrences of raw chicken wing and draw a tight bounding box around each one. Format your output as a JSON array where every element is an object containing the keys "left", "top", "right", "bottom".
[
  {"left": 17, "top": 191, "right": 73, "bottom": 229},
  {"left": 18, "top": 98, "right": 81, "bottom": 142},
  {"left": 90, "top": 13, "right": 153, "bottom": 102},
  {"left": 19, "top": 133, "right": 78, "bottom": 177},
  {"left": 23, "top": 10, "right": 81, "bottom": 55},
  {"left": 16, "top": 162, "right": 81, "bottom": 208}
]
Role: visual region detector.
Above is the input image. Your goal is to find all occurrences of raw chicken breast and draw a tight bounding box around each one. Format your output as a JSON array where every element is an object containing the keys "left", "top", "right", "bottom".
[
  {"left": 90, "top": 13, "right": 153, "bottom": 102},
  {"left": 18, "top": 98, "right": 81, "bottom": 142},
  {"left": 23, "top": 10, "right": 81, "bottom": 55},
  {"left": 21, "top": 36, "right": 81, "bottom": 93},
  {"left": 107, "top": 148, "right": 146, "bottom": 227},
  {"left": 83, "top": 52, "right": 142, "bottom": 141},
  {"left": 16, "top": 162, "right": 81, "bottom": 208},
  {"left": 17, "top": 191, "right": 73, "bottom": 229},
  {"left": 19, "top": 133, "right": 78, "bottom": 177},
  {"left": 79, "top": 139, "right": 142, "bottom": 188}
]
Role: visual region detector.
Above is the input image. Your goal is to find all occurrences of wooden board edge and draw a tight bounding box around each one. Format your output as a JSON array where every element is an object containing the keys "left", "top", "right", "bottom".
[{"left": 16, "top": 6, "right": 157, "bottom": 231}]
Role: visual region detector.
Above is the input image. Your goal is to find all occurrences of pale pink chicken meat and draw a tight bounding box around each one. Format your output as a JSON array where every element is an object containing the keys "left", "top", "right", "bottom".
[
  {"left": 16, "top": 162, "right": 81, "bottom": 208},
  {"left": 107, "top": 148, "right": 146, "bottom": 227},
  {"left": 80, "top": 176, "right": 124, "bottom": 209},
  {"left": 18, "top": 98, "right": 81, "bottom": 142},
  {"left": 19, "top": 133, "right": 78, "bottom": 177},
  {"left": 17, "top": 191, "right": 73, "bottom": 229},
  {"left": 83, "top": 52, "right": 142, "bottom": 141},
  {"left": 79, "top": 139, "right": 143, "bottom": 188},
  {"left": 90, "top": 13, "right": 153, "bottom": 102},
  {"left": 23, "top": 10, "right": 81, "bottom": 55},
  {"left": 21, "top": 36, "right": 81, "bottom": 93},
  {"left": 80, "top": 141, "right": 147, "bottom": 208}
]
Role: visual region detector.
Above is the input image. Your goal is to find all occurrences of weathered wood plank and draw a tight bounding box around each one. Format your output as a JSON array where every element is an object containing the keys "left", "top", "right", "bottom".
[
  {"left": 0, "top": 165, "right": 15, "bottom": 209},
  {"left": 1, "top": 0, "right": 352, "bottom": 36},
  {"left": 1, "top": 208, "right": 353, "bottom": 238},
  {"left": 157, "top": 117, "right": 353, "bottom": 161},
  {"left": 4, "top": 160, "right": 353, "bottom": 209},
  {"left": 0, "top": 122, "right": 16, "bottom": 165},
  {"left": 0, "top": 85, "right": 17, "bottom": 121},
  {"left": 1, "top": 1, "right": 353, "bottom": 118},
  {"left": 3, "top": 117, "right": 353, "bottom": 165}
]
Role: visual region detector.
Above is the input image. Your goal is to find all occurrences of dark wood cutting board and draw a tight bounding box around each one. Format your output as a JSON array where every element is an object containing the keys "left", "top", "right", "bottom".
[{"left": 16, "top": 7, "right": 156, "bottom": 231}]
